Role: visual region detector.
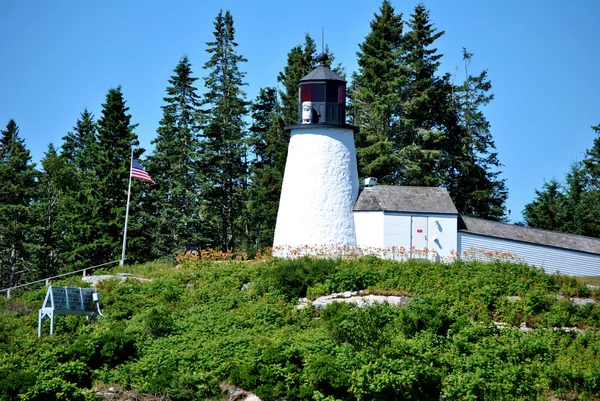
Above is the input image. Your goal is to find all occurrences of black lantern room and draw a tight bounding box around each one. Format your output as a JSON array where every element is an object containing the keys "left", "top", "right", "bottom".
[{"left": 298, "top": 53, "right": 346, "bottom": 125}]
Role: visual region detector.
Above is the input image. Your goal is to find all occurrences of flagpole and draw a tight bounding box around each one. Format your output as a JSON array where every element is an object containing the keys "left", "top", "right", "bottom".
[{"left": 120, "top": 148, "right": 134, "bottom": 266}]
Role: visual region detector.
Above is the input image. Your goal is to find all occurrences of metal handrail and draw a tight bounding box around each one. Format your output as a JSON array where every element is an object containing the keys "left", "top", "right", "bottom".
[{"left": 1, "top": 260, "right": 122, "bottom": 299}]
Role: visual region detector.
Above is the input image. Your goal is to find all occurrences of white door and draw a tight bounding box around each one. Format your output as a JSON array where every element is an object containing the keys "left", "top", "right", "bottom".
[{"left": 411, "top": 216, "right": 428, "bottom": 257}]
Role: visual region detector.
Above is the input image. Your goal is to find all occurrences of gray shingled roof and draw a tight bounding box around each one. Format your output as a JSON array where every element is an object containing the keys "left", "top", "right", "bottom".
[
  {"left": 300, "top": 66, "right": 345, "bottom": 82},
  {"left": 353, "top": 186, "right": 458, "bottom": 214},
  {"left": 459, "top": 216, "right": 600, "bottom": 255}
]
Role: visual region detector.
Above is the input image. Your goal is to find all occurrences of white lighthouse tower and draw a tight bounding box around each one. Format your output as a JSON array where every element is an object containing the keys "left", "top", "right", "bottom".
[{"left": 273, "top": 53, "right": 359, "bottom": 256}]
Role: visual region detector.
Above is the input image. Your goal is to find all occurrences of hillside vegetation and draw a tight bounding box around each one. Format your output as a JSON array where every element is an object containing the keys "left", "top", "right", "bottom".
[{"left": 2, "top": 256, "right": 600, "bottom": 401}]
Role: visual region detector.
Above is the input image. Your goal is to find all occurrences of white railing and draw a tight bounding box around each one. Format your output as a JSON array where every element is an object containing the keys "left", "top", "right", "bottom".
[{"left": 0, "top": 260, "right": 121, "bottom": 299}]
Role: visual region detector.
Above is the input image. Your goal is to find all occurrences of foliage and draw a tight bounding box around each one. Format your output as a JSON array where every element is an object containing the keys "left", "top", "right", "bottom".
[{"left": 3, "top": 257, "right": 600, "bottom": 400}]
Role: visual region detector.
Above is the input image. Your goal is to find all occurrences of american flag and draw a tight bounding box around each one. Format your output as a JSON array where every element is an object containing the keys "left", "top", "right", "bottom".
[{"left": 131, "top": 159, "right": 156, "bottom": 184}]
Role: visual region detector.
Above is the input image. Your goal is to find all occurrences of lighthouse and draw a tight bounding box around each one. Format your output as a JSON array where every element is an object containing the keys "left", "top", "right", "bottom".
[{"left": 273, "top": 53, "right": 359, "bottom": 256}]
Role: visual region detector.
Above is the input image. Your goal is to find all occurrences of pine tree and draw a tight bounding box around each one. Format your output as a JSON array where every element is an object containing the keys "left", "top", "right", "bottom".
[
  {"left": 445, "top": 49, "right": 507, "bottom": 220},
  {"left": 245, "top": 87, "right": 287, "bottom": 251},
  {"left": 93, "top": 87, "right": 140, "bottom": 264},
  {"left": 199, "top": 10, "right": 248, "bottom": 251},
  {"left": 348, "top": 0, "right": 405, "bottom": 183},
  {"left": 0, "top": 120, "right": 37, "bottom": 288},
  {"left": 144, "top": 55, "right": 205, "bottom": 258}
]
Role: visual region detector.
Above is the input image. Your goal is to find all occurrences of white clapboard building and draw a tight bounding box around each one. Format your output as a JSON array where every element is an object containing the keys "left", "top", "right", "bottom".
[{"left": 272, "top": 51, "right": 600, "bottom": 276}]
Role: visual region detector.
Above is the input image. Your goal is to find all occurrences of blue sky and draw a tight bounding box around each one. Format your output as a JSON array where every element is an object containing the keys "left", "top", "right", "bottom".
[{"left": 1, "top": 0, "right": 599, "bottom": 223}]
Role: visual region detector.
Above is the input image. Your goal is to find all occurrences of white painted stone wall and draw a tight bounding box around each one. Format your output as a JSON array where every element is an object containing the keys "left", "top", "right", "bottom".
[
  {"left": 354, "top": 211, "right": 458, "bottom": 260},
  {"left": 273, "top": 126, "right": 359, "bottom": 255},
  {"left": 354, "top": 211, "right": 385, "bottom": 248},
  {"left": 383, "top": 213, "right": 411, "bottom": 249}
]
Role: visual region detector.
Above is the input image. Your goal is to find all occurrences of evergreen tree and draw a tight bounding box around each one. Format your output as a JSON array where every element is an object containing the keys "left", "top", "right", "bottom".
[
  {"left": 30, "top": 144, "right": 73, "bottom": 278},
  {"left": 199, "top": 10, "right": 248, "bottom": 251},
  {"left": 445, "top": 49, "right": 507, "bottom": 220},
  {"left": 525, "top": 124, "right": 600, "bottom": 237},
  {"left": 522, "top": 179, "right": 566, "bottom": 232},
  {"left": 348, "top": 0, "right": 405, "bottom": 183},
  {"left": 56, "top": 110, "right": 103, "bottom": 268},
  {"left": 144, "top": 55, "right": 205, "bottom": 258},
  {"left": 92, "top": 87, "right": 140, "bottom": 264},
  {"left": 245, "top": 87, "right": 287, "bottom": 251},
  {"left": 277, "top": 34, "right": 318, "bottom": 126},
  {"left": 0, "top": 120, "right": 37, "bottom": 288},
  {"left": 396, "top": 3, "right": 446, "bottom": 186},
  {"left": 277, "top": 34, "right": 343, "bottom": 126},
  {"left": 583, "top": 124, "right": 600, "bottom": 185},
  {"left": 61, "top": 108, "right": 98, "bottom": 171}
]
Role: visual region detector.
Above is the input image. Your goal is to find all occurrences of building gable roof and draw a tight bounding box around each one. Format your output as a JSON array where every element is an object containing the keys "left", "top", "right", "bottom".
[
  {"left": 353, "top": 185, "right": 458, "bottom": 214},
  {"left": 458, "top": 216, "right": 600, "bottom": 255}
]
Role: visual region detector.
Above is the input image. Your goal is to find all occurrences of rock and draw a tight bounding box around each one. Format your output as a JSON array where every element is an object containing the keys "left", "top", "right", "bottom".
[
  {"left": 82, "top": 274, "right": 151, "bottom": 287},
  {"left": 299, "top": 292, "right": 410, "bottom": 310},
  {"left": 571, "top": 297, "right": 596, "bottom": 306},
  {"left": 519, "top": 322, "right": 534, "bottom": 333},
  {"left": 220, "top": 383, "right": 263, "bottom": 401}
]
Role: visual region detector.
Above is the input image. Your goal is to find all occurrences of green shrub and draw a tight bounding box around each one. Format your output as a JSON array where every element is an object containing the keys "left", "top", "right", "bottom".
[{"left": 396, "top": 297, "right": 455, "bottom": 338}]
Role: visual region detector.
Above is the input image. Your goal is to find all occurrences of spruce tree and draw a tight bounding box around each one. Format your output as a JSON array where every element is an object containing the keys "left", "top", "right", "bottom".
[
  {"left": 58, "top": 110, "right": 102, "bottom": 268},
  {"left": 0, "top": 120, "right": 37, "bottom": 288},
  {"left": 30, "top": 144, "right": 73, "bottom": 278},
  {"left": 396, "top": 3, "right": 446, "bottom": 186},
  {"left": 583, "top": 124, "right": 600, "bottom": 185},
  {"left": 61, "top": 109, "right": 98, "bottom": 171},
  {"left": 199, "top": 10, "right": 248, "bottom": 251},
  {"left": 525, "top": 124, "right": 600, "bottom": 237},
  {"left": 245, "top": 87, "right": 287, "bottom": 251},
  {"left": 93, "top": 87, "right": 140, "bottom": 264},
  {"left": 348, "top": 0, "right": 405, "bottom": 183},
  {"left": 277, "top": 34, "right": 343, "bottom": 126},
  {"left": 522, "top": 180, "right": 566, "bottom": 232},
  {"left": 277, "top": 34, "right": 318, "bottom": 126},
  {"left": 144, "top": 55, "right": 204, "bottom": 258}
]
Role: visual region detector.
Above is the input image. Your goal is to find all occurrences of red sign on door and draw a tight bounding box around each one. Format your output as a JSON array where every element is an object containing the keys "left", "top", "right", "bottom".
[{"left": 417, "top": 229, "right": 423, "bottom": 233}]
